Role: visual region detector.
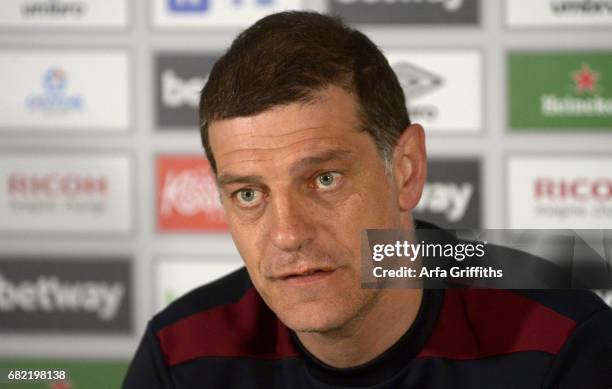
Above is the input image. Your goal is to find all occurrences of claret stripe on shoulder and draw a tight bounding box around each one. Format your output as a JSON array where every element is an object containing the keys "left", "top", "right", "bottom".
[
  {"left": 417, "top": 289, "right": 576, "bottom": 360},
  {"left": 156, "top": 288, "right": 300, "bottom": 367}
]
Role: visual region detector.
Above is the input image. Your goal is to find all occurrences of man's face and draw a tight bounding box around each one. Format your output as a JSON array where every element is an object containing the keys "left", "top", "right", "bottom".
[{"left": 209, "top": 86, "right": 405, "bottom": 333}]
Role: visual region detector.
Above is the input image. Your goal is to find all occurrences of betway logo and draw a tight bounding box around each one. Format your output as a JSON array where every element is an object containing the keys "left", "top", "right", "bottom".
[
  {"left": 8, "top": 173, "right": 108, "bottom": 197},
  {"left": 416, "top": 182, "right": 473, "bottom": 222},
  {"left": 160, "top": 168, "right": 222, "bottom": 216},
  {"left": 161, "top": 69, "right": 206, "bottom": 108},
  {"left": 0, "top": 273, "right": 124, "bottom": 321},
  {"left": 535, "top": 178, "right": 612, "bottom": 201},
  {"left": 334, "top": 0, "right": 464, "bottom": 11}
]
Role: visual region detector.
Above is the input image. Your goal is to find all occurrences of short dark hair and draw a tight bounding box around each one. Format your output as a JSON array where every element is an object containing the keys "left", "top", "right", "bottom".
[{"left": 199, "top": 11, "right": 410, "bottom": 174}]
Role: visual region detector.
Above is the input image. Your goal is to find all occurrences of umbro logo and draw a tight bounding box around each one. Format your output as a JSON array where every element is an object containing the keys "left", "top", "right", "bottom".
[{"left": 392, "top": 62, "right": 444, "bottom": 101}]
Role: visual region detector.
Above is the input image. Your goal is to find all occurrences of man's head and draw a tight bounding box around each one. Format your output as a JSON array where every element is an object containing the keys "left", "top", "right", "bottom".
[
  {"left": 200, "top": 11, "right": 409, "bottom": 174},
  {"left": 199, "top": 12, "right": 426, "bottom": 334}
]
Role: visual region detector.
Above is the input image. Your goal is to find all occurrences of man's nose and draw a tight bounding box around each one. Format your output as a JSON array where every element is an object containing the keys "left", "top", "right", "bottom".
[{"left": 268, "top": 193, "right": 316, "bottom": 252}]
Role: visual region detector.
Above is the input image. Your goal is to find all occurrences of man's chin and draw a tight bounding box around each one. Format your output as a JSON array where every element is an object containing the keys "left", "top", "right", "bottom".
[{"left": 274, "top": 300, "right": 352, "bottom": 334}]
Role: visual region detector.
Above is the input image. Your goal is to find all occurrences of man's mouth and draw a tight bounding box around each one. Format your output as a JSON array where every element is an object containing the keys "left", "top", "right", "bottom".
[{"left": 276, "top": 267, "right": 337, "bottom": 284}]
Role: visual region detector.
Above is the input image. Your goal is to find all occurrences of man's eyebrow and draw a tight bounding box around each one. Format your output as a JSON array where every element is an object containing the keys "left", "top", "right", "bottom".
[
  {"left": 217, "top": 174, "right": 265, "bottom": 187},
  {"left": 216, "top": 149, "right": 355, "bottom": 187},
  {"left": 288, "top": 149, "right": 354, "bottom": 175}
]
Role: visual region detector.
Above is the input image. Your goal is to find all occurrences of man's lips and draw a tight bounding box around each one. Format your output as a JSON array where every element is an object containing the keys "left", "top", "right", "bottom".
[{"left": 273, "top": 266, "right": 337, "bottom": 282}]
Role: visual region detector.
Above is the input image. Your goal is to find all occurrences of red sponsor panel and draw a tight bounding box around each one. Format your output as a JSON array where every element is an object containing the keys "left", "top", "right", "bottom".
[{"left": 156, "top": 155, "right": 227, "bottom": 232}]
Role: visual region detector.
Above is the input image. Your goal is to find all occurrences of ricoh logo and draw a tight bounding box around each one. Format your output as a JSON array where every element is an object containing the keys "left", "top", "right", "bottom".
[
  {"left": 161, "top": 69, "right": 205, "bottom": 109},
  {"left": 508, "top": 157, "right": 612, "bottom": 228},
  {"left": 7, "top": 173, "right": 108, "bottom": 212},
  {"left": 8, "top": 173, "right": 108, "bottom": 198},
  {"left": 21, "top": 0, "right": 86, "bottom": 17},
  {"left": 535, "top": 177, "right": 612, "bottom": 201},
  {"left": 0, "top": 273, "right": 124, "bottom": 321},
  {"left": 333, "top": 0, "right": 464, "bottom": 12},
  {"left": 5, "top": 172, "right": 110, "bottom": 214},
  {"left": 530, "top": 176, "right": 612, "bottom": 223},
  {"left": 0, "top": 155, "right": 131, "bottom": 234},
  {"left": 25, "top": 67, "right": 84, "bottom": 113}
]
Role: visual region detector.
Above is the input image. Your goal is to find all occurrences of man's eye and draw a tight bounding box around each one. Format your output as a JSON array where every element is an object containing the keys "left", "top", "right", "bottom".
[
  {"left": 314, "top": 172, "right": 342, "bottom": 190},
  {"left": 234, "top": 189, "right": 262, "bottom": 207}
]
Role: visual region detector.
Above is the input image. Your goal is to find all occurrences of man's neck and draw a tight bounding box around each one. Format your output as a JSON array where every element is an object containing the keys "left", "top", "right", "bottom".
[{"left": 295, "top": 288, "right": 423, "bottom": 368}]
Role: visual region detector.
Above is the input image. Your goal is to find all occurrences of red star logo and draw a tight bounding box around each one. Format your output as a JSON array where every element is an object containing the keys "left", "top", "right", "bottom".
[
  {"left": 572, "top": 64, "right": 599, "bottom": 94},
  {"left": 50, "top": 380, "right": 72, "bottom": 389}
]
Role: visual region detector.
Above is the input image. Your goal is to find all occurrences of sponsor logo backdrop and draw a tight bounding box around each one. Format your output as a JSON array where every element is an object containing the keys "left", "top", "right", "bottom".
[
  {"left": 0, "top": 50, "right": 130, "bottom": 131},
  {"left": 0, "top": 0, "right": 611, "bottom": 365},
  {"left": 386, "top": 50, "right": 482, "bottom": 132},
  {"left": 0, "top": 153, "right": 133, "bottom": 235},
  {"left": 506, "top": 0, "right": 612, "bottom": 27},
  {"left": 0, "top": 257, "right": 132, "bottom": 333},
  {"left": 414, "top": 158, "right": 481, "bottom": 228},
  {"left": 509, "top": 52, "right": 612, "bottom": 130},
  {"left": 508, "top": 156, "right": 612, "bottom": 229},
  {"left": 156, "top": 155, "right": 226, "bottom": 232},
  {"left": 0, "top": 0, "right": 128, "bottom": 28},
  {"left": 152, "top": 0, "right": 303, "bottom": 28},
  {"left": 155, "top": 257, "right": 243, "bottom": 310},
  {"left": 155, "top": 53, "right": 220, "bottom": 129},
  {"left": 328, "top": 0, "right": 479, "bottom": 24}
]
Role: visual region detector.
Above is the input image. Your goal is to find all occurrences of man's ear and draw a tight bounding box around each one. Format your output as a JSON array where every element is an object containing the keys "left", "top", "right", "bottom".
[{"left": 392, "top": 124, "right": 427, "bottom": 211}]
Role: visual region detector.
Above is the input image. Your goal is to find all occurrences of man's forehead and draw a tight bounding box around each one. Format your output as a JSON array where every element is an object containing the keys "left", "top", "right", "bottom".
[
  {"left": 211, "top": 89, "right": 358, "bottom": 136},
  {"left": 214, "top": 134, "right": 361, "bottom": 178},
  {"left": 209, "top": 87, "right": 365, "bottom": 171}
]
